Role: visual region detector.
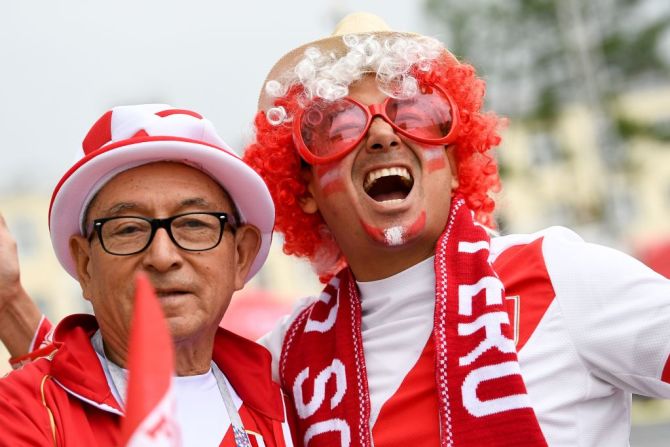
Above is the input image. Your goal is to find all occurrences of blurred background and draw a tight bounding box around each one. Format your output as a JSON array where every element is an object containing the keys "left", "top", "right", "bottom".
[{"left": 1, "top": 1, "right": 669, "bottom": 444}]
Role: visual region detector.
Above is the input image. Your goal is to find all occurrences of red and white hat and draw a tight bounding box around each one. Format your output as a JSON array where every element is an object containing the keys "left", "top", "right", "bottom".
[{"left": 49, "top": 104, "right": 274, "bottom": 282}]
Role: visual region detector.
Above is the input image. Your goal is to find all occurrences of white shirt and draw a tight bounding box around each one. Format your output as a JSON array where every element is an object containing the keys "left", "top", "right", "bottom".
[
  {"left": 357, "top": 255, "right": 435, "bottom": 428},
  {"left": 261, "top": 226, "right": 670, "bottom": 446},
  {"left": 94, "top": 345, "right": 242, "bottom": 447}
]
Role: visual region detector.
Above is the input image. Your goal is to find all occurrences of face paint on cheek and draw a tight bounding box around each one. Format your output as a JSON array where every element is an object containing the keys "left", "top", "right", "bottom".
[
  {"left": 423, "top": 146, "right": 447, "bottom": 173},
  {"left": 315, "top": 163, "right": 346, "bottom": 196},
  {"left": 359, "top": 211, "right": 427, "bottom": 246}
]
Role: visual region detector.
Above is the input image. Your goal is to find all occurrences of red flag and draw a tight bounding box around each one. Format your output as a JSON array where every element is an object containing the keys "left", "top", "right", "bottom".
[{"left": 119, "top": 272, "right": 181, "bottom": 446}]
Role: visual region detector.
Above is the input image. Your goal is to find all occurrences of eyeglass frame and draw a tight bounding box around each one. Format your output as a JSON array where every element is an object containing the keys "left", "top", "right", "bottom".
[
  {"left": 88, "top": 211, "right": 237, "bottom": 256},
  {"left": 292, "top": 83, "right": 460, "bottom": 165}
]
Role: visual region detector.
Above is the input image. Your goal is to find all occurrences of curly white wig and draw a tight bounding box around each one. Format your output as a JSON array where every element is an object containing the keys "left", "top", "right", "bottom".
[{"left": 264, "top": 34, "right": 445, "bottom": 126}]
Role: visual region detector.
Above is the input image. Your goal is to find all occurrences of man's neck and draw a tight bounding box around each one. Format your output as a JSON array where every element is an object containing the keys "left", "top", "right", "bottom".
[
  {"left": 173, "top": 336, "right": 216, "bottom": 376},
  {"left": 348, "top": 246, "right": 436, "bottom": 282},
  {"left": 100, "top": 329, "right": 215, "bottom": 376}
]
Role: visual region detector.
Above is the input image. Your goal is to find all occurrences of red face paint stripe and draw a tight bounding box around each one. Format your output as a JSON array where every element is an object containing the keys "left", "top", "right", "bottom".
[
  {"left": 427, "top": 158, "right": 447, "bottom": 173},
  {"left": 359, "top": 211, "right": 426, "bottom": 246},
  {"left": 360, "top": 220, "right": 385, "bottom": 242},
  {"left": 315, "top": 163, "right": 345, "bottom": 196},
  {"left": 406, "top": 211, "right": 427, "bottom": 238},
  {"left": 322, "top": 179, "right": 346, "bottom": 196}
]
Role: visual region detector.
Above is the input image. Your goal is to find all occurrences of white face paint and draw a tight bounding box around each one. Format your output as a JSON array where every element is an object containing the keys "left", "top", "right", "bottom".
[
  {"left": 383, "top": 226, "right": 406, "bottom": 246},
  {"left": 318, "top": 167, "right": 343, "bottom": 192},
  {"left": 423, "top": 146, "right": 444, "bottom": 162}
]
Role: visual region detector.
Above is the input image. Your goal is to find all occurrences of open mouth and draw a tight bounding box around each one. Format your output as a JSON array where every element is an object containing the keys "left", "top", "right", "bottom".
[{"left": 363, "top": 167, "right": 414, "bottom": 204}]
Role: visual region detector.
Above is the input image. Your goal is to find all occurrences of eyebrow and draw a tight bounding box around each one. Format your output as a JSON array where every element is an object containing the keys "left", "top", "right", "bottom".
[
  {"left": 101, "top": 198, "right": 214, "bottom": 216},
  {"left": 103, "top": 202, "right": 140, "bottom": 216},
  {"left": 179, "top": 198, "right": 211, "bottom": 209}
]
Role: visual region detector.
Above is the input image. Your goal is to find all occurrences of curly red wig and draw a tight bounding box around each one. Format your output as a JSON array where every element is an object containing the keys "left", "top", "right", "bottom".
[{"left": 244, "top": 54, "right": 503, "bottom": 281}]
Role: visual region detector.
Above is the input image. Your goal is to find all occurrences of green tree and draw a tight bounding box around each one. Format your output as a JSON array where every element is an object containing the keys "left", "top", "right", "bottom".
[
  {"left": 424, "top": 0, "right": 670, "bottom": 140},
  {"left": 425, "top": 0, "right": 670, "bottom": 236}
]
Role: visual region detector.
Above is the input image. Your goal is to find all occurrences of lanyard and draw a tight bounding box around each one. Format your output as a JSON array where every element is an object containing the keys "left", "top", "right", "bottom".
[
  {"left": 211, "top": 362, "right": 252, "bottom": 447},
  {"left": 92, "top": 331, "right": 251, "bottom": 447}
]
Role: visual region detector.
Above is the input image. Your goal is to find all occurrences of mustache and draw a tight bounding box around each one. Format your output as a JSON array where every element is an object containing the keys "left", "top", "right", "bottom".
[{"left": 134, "top": 276, "right": 196, "bottom": 294}]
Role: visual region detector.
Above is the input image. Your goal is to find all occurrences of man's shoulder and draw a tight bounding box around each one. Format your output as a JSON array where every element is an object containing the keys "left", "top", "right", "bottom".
[
  {"left": 3, "top": 314, "right": 117, "bottom": 410},
  {"left": 214, "top": 327, "right": 275, "bottom": 371},
  {"left": 490, "top": 226, "right": 583, "bottom": 261},
  {"left": 213, "top": 328, "right": 286, "bottom": 421},
  {"left": 0, "top": 354, "right": 56, "bottom": 401},
  {"left": 490, "top": 226, "right": 586, "bottom": 294}
]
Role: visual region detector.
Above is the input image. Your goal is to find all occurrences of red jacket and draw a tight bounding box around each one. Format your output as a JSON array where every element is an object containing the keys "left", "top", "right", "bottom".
[{"left": 0, "top": 314, "right": 294, "bottom": 446}]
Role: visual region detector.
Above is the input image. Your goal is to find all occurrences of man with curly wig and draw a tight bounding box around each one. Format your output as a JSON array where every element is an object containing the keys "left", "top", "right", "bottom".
[
  {"left": 243, "top": 12, "right": 670, "bottom": 447},
  {"left": 1, "top": 11, "right": 670, "bottom": 447}
]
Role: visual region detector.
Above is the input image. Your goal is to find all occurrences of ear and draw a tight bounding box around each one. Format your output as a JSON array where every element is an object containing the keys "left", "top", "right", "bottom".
[
  {"left": 298, "top": 166, "right": 319, "bottom": 214},
  {"left": 232, "top": 224, "right": 262, "bottom": 290},
  {"left": 69, "top": 235, "right": 94, "bottom": 301},
  {"left": 446, "top": 146, "right": 459, "bottom": 190}
]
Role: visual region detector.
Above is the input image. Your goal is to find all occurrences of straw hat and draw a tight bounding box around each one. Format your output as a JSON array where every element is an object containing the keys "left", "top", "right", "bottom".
[{"left": 257, "top": 12, "right": 456, "bottom": 111}]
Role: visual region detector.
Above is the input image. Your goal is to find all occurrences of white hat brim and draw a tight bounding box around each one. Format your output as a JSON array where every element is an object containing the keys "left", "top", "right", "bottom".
[{"left": 49, "top": 139, "right": 274, "bottom": 282}]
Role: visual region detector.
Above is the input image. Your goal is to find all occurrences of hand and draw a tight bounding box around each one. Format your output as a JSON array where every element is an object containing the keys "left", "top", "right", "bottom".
[{"left": 0, "top": 213, "right": 22, "bottom": 312}]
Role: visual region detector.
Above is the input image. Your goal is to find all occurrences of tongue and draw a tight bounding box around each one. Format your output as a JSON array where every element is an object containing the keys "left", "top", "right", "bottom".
[
  {"left": 365, "top": 175, "right": 413, "bottom": 202},
  {"left": 372, "top": 191, "right": 408, "bottom": 202}
]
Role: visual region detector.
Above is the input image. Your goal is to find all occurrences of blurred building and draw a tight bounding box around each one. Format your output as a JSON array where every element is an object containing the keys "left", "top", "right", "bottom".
[
  {"left": 0, "top": 195, "right": 83, "bottom": 375},
  {"left": 497, "top": 85, "right": 670, "bottom": 267},
  {"left": 1, "top": 195, "right": 84, "bottom": 322},
  {"left": 493, "top": 83, "right": 670, "bottom": 438}
]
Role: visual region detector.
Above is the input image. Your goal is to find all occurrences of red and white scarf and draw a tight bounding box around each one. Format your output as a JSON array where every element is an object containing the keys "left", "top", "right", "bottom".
[{"left": 280, "top": 196, "right": 548, "bottom": 446}]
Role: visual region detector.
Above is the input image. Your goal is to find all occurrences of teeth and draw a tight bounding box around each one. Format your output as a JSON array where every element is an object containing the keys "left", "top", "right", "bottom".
[{"left": 364, "top": 167, "right": 412, "bottom": 191}]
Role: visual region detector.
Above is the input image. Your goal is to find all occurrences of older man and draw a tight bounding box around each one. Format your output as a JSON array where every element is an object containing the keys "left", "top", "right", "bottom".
[
  {"left": 0, "top": 105, "right": 292, "bottom": 446},
  {"left": 3, "top": 12, "right": 670, "bottom": 447}
]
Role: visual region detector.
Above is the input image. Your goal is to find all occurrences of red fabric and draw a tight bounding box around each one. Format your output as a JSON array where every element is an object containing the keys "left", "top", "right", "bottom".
[
  {"left": 48, "top": 135, "right": 237, "bottom": 229},
  {"left": 280, "top": 272, "right": 371, "bottom": 447},
  {"left": 119, "top": 274, "right": 178, "bottom": 445},
  {"left": 662, "top": 357, "right": 670, "bottom": 384},
  {"left": 493, "top": 238, "right": 556, "bottom": 351},
  {"left": 10, "top": 343, "right": 56, "bottom": 370},
  {"left": 9, "top": 316, "right": 55, "bottom": 369},
  {"left": 371, "top": 338, "right": 440, "bottom": 446},
  {"left": 280, "top": 196, "right": 547, "bottom": 447},
  {"left": 82, "top": 110, "right": 113, "bottom": 155},
  {"left": 32, "top": 316, "right": 54, "bottom": 351},
  {"left": 155, "top": 109, "right": 203, "bottom": 119},
  {"left": 0, "top": 314, "right": 290, "bottom": 446},
  {"left": 435, "top": 197, "right": 546, "bottom": 446}
]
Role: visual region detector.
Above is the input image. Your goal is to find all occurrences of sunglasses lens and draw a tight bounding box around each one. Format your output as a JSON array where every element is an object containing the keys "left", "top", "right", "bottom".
[
  {"left": 300, "top": 99, "right": 367, "bottom": 159},
  {"left": 386, "top": 90, "right": 454, "bottom": 141}
]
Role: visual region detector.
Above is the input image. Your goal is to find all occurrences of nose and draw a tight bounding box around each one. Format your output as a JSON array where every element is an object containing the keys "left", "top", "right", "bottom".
[
  {"left": 141, "top": 228, "right": 183, "bottom": 273},
  {"left": 365, "top": 117, "right": 401, "bottom": 153}
]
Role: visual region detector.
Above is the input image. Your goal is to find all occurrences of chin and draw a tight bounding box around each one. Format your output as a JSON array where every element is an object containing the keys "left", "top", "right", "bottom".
[
  {"left": 360, "top": 211, "right": 427, "bottom": 247},
  {"left": 164, "top": 316, "right": 204, "bottom": 343}
]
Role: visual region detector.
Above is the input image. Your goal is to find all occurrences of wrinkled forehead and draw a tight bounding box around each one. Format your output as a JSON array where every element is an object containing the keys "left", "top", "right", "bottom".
[{"left": 83, "top": 161, "right": 237, "bottom": 224}]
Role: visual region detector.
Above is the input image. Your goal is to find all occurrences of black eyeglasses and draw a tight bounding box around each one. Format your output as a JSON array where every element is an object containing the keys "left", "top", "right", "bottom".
[{"left": 90, "top": 212, "right": 237, "bottom": 256}]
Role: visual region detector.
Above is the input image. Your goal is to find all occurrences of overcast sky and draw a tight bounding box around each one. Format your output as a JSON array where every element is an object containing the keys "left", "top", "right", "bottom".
[{"left": 0, "top": 1, "right": 429, "bottom": 195}]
